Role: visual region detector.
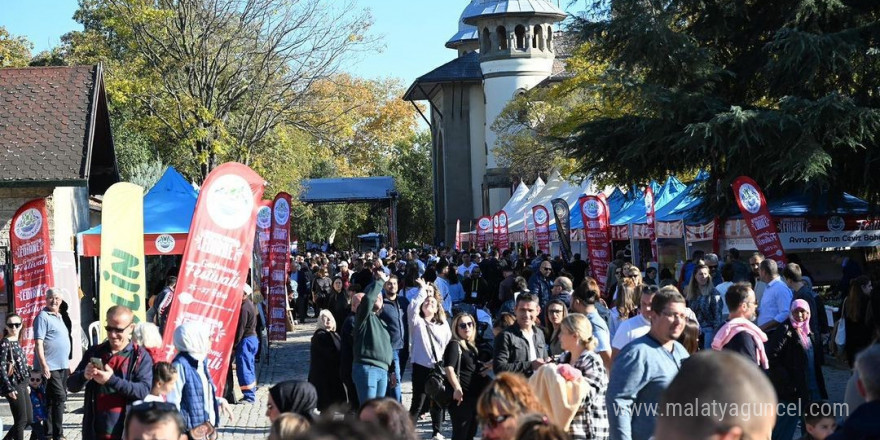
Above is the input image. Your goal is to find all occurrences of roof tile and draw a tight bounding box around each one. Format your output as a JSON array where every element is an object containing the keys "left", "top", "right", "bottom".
[{"left": 0, "top": 66, "right": 98, "bottom": 184}]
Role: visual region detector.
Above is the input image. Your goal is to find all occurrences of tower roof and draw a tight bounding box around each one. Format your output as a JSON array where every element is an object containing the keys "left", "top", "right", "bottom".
[
  {"left": 446, "top": 1, "right": 482, "bottom": 49},
  {"left": 462, "top": 0, "right": 566, "bottom": 24}
]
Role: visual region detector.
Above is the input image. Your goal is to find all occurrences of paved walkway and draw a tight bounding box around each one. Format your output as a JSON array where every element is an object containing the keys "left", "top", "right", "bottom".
[{"left": 0, "top": 324, "right": 857, "bottom": 439}]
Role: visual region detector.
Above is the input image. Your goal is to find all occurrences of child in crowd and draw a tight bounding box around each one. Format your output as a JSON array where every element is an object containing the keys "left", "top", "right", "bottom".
[
  {"left": 142, "top": 362, "right": 178, "bottom": 403},
  {"left": 799, "top": 401, "right": 837, "bottom": 440},
  {"left": 29, "top": 370, "right": 48, "bottom": 440}
]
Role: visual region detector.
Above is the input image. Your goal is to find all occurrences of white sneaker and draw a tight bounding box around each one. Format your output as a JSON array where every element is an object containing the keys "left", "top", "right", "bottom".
[{"left": 432, "top": 434, "right": 446, "bottom": 440}]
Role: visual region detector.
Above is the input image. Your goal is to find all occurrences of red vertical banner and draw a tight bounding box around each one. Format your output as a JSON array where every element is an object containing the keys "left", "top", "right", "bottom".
[
  {"left": 523, "top": 211, "right": 531, "bottom": 250},
  {"left": 256, "top": 201, "right": 272, "bottom": 304},
  {"left": 731, "top": 176, "right": 787, "bottom": 266},
  {"left": 10, "top": 199, "right": 53, "bottom": 364},
  {"left": 497, "top": 210, "right": 510, "bottom": 251},
  {"left": 644, "top": 186, "right": 658, "bottom": 262},
  {"left": 476, "top": 216, "right": 491, "bottom": 251},
  {"left": 268, "top": 193, "right": 291, "bottom": 342},
  {"left": 580, "top": 195, "right": 611, "bottom": 292},
  {"left": 454, "top": 219, "right": 461, "bottom": 251},
  {"left": 493, "top": 213, "right": 500, "bottom": 248},
  {"left": 160, "top": 163, "right": 265, "bottom": 396},
  {"left": 532, "top": 205, "right": 550, "bottom": 254}
]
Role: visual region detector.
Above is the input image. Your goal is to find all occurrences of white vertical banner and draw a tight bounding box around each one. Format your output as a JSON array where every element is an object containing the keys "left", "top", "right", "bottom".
[{"left": 52, "top": 250, "right": 83, "bottom": 370}]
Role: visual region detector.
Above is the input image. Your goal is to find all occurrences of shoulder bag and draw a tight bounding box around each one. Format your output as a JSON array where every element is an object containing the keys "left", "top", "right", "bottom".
[
  {"left": 189, "top": 421, "right": 217, "bottom": 440},
  {"left": 423, "top": 325, "right": 460, "bottom": 407}
]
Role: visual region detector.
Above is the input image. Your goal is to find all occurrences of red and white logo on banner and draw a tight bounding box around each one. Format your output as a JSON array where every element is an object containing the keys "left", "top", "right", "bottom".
[
  {"left": 160, "top": 163, "right": 265, "bottom": 396},
  {"left": 731, "top": 176, "right": 786, "bottom": 266},
  {"left": 497, "top": 210, "right": 510, "bottom": 251},
  {"left": 455, "top": 219, "right": 461, "bottom": 251},
  {"left": 532, "top": 205, "right": 550, "bottom": 254},
  {"left": 268, "top": 193, "right": 291, "bottom": 342},
  {"left": 579, "top": 195, "right": 611, "bottom": 292},
  {"left": 476, "top": 216, "right": 491, "bottom": 251},
  {"left": 645, "top": 187, "right": 658, "bottom": 262},
  {"left": 10, "top": 199, "right": 53, "bottom": 364}
]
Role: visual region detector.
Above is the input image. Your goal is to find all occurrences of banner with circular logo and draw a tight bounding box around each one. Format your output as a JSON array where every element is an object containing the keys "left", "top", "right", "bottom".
[
  {"left": 731, "top": 176, "right": 786, "bottom": 266},
  {"left": 579, "top": 195, "right": 611, "bottom": 292},
  {"left": 268, "top": 193, "right": 291, "bottom": 342},
  {"left": 532, "top": 205, "right": 551, "bottom": 254},
  {"left": 10, "top": 198, "right": 53, "bottom": 364},
  {"left": 160, "top": 162, "right": 265, "bottom": 397},
  {"left": 476, "top": 216, "right": 492, "bottom": 251},
  {"left": 496, "top": 210, "right": 510, "bottom": 251}
]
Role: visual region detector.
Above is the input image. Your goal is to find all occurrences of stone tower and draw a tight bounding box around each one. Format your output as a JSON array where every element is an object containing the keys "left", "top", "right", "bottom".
[{"left": 463, "top": 0, "right": 566, "bottom": 214}]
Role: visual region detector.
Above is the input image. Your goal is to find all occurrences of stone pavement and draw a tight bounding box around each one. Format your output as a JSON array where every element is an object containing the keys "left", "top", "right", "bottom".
[{"left": 0, "top": 324, "right": 858, "bottom": 439}]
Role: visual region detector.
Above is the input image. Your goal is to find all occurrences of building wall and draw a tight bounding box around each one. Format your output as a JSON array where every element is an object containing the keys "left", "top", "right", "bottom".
[{"left": 468, "top": 84, "right": 487, "bottom": 219}]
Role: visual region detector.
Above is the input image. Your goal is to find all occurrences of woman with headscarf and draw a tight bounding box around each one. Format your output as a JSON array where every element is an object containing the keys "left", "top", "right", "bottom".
[
  {"left": 266, "top": 380, "right": 319, "bottom": 423},
  {"left": 166, "top": 323, "right": 233, "bottom": 434},
  {"left": 767, "top": 299, "right": 828, "bottom": 440},
  {"left": 308, "top": 310, "right": 347, "bottom": 411}
]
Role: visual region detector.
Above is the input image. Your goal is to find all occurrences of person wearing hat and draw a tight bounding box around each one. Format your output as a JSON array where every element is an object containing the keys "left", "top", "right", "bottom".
[
  {"left": 235, "top": 284, "right": 259, "bottom": 403},
  {"left": 338, "top": 260, "right": 351, "bottom": 290}
]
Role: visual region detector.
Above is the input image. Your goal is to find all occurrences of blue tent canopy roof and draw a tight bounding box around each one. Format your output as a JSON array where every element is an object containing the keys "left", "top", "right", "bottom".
[{"left": 80, "top": 167, "right": 198, "bottom": 236}]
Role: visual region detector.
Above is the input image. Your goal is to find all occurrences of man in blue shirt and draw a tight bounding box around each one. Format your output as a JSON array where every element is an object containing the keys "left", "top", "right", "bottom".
[
  {"left": 756, "top": 259, "right": 793, "bottom": 332},
  {"left": 606, "top": 286, "right": 690, "bottom": 440},
  {"left": 33, "top": 288, "right": 72, "bottom": 440}
]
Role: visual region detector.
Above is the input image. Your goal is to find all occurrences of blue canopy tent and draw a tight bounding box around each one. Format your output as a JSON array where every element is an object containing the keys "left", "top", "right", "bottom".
[{"left": 77, "top": 167, "right": 198, "bottom": 256}]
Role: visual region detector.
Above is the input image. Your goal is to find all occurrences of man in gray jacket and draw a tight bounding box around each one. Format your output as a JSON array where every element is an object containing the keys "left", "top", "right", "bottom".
[{"left": 493, "top": 293, "right": 550, "bottom": 377}]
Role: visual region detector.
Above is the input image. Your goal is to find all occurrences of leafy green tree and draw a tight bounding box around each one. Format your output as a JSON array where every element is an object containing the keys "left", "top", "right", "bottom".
[
  {"left": 561, "top": 0, "right": 880, "bottom": 215},
  {"left": 389, "top": 131, "right": 434, "bottom": 244},
  {"left": 64, "top": 0, "right": 378, "bottom": 182},
  {"left": 0, "top": 26, "right": 32, "bottom": 67}
]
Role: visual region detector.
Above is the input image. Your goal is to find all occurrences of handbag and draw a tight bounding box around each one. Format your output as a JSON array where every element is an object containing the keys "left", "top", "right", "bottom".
[
  {"left": 189, "top": 421, "right": 218, "bottom": 440},
  {"left": 423, "top": 325, "right": 460, "bottom": 407},
  {"left": 5, "top": 341, "right": 15, "bottom": 378}
]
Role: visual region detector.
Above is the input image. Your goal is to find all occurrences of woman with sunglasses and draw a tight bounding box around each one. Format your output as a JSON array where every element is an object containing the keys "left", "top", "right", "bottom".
[
  {"left": 444, "top": 313, "right": 491, "bottom": 440},
  {"left": 1, "top": 313, "right": 32, "bottom": 440},
  {"left": 407, "top": 278, "right": 451, "bottom": 440}
]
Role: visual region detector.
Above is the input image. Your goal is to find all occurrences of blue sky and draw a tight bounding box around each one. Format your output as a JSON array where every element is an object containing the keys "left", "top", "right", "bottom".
[{"left": 0, "top": 0, "right": 468, "bottom": 86}]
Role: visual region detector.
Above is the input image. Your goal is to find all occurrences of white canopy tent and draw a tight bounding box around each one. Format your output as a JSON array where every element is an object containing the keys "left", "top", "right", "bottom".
[
  {"left": 507, "top": 170, "right": 564, "bottom": 232},
  {"left": 498, "top": 181, "right": 530, "bottom": 216}
]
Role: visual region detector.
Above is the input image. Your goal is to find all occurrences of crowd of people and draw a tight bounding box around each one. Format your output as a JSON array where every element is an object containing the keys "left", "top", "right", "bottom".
[
  {"left": 1, "top": 245, "right": 880, "bottom": 440},
  {"left": 282, "top": 246, "right": 880, "bottom": 440}
]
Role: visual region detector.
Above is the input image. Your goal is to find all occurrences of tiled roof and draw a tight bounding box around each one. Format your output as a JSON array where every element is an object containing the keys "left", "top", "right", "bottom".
[
  {"left": 404, "top": 52, "right": 483, "bottom": 101},
  {"left": 0, "top": 65, "right": 116, "bottom": 188}
]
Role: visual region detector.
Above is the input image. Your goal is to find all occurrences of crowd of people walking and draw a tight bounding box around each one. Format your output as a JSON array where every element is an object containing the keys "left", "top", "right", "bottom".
[{"left": 2, "top": 245, "right": 880, "bottom": 440}]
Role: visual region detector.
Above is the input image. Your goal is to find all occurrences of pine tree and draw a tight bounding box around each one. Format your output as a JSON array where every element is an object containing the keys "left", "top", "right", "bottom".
[{"left": 561, "top": 0, "right": 880, "bottom": 216}]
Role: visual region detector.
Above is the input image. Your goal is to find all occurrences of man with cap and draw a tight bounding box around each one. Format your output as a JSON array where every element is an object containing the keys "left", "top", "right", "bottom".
[
  {"left": 338, "top": 260, "right": 351, "bottom": 290},
  {"left": 235, "top": 284, "right": 259, "bottom": 403}
]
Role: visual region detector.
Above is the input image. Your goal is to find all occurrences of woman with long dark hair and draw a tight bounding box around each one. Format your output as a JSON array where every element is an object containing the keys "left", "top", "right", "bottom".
[
  {"left": 543, "top": 300, "right": 568, "bottom": 356},
  {"left": 843, "top": 275, "right": 874, "bottom": 367},
  {"left": 0, "top": 313, "right": 31, "bottom": 440},
  {"left": 684, "top": 263, "right": 722, "bottom": 349}
]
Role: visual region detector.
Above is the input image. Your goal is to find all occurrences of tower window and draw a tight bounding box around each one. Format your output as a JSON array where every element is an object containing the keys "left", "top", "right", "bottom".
[
  {"left": 548, "top": 26, "right": 553, "bottom": 51},
  {"left": 514, "top": 25, "right": 526, "bottom": 50},
  {"left": 533, "top": 25, "right": 544, "bottom": 51},
  {"left": 496, "top": 26, "right": 508, "bottom": 50},
  {"left": 482, "top": 27, "right": 491, "bottom": 53}
]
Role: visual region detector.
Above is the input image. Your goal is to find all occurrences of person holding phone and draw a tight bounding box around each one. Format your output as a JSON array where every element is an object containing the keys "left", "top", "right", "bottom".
[{"left": 68, "top": 305, "right": 153, "bottom": 440}]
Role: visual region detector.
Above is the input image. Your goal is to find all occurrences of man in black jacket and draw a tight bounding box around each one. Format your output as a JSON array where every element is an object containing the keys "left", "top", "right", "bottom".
[{"left": 493, "top": 293, "right": 549, "bottom": 377}]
